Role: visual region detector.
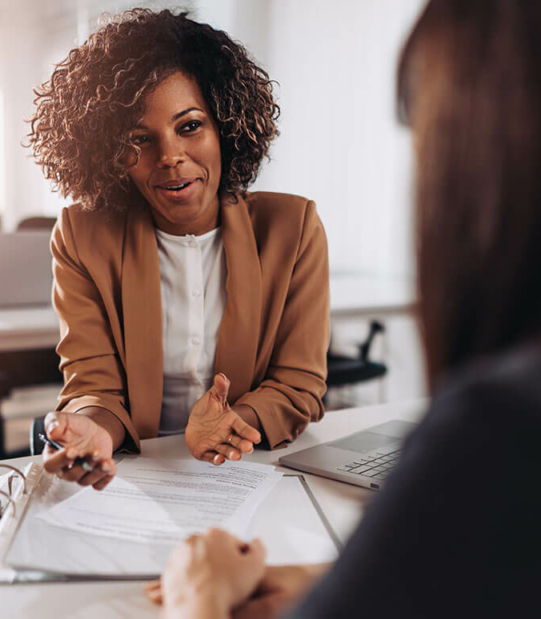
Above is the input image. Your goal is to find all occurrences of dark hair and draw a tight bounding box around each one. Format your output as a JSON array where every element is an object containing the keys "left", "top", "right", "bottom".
[
  {"left": 28, "top": 8, "right": 280, "bottom": 211},
  {"left": 398, "top": 0, "right": 541, "bottom": 390}
]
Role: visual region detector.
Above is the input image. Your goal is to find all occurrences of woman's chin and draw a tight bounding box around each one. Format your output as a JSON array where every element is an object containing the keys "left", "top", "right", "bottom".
[{"left": 150, "top": 202, "right": 217, "bottom": 235}]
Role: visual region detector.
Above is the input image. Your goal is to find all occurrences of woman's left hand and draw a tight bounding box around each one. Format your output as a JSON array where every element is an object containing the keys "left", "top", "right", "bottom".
[
  {"left": 158, "top": 529, "right": 266, "bottom": 619},
  {"left": 185, "top": 373, "right": 261, "bottom": 465}
]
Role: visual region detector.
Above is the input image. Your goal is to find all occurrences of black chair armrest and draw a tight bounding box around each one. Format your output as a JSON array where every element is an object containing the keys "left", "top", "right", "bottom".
[{"left": 30, "top": 416, "right": 47, "bottom": 456}]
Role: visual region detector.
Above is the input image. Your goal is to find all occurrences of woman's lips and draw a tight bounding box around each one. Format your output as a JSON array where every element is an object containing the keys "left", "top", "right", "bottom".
[{"left": 155, "top": 179, "right": 200, "bottom": 202}]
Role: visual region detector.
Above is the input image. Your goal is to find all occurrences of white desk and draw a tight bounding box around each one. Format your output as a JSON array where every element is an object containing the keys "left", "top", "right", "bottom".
[
  {"left": 0, "top": 307, "right": 59, "bottom": 352},
  {"left": 1, "top": 398, "right": 426, "bottom": 619}
]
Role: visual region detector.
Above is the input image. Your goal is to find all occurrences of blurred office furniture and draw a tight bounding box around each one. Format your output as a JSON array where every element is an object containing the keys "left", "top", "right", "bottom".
[
  {"left": 0, "top": 308, "right": 61, "bottom": 456},
  {"left": 0, "top": 310, "right": 60, "bottom": 459},
  {"left": 0, "top": 308, "right": 59, "bottom": 351},
  {"left": 0, "top": 349, "right": 61, "bottom": 459},
  {"left": 326, "top": 321, "right": 387, "bottom": 407},
  {"left": 30, "top": 414, "right": 46, "bottom": 456},
  {"left": 0, "top": 231, "right": 54, "bottom": 308},
  {"left": 0, "top": 220, "right": 60, "bottom": 458},
  {"left": 17, "top": 216, "right": 56, "bottom": 231},
  {"left": 327, "top": 272, "right": 416, "bottom": 409}
]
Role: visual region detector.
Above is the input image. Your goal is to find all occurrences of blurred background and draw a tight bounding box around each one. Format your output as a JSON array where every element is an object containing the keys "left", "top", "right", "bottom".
[{"left": 0, "top": 0, "right": 427, "bottom": 456}]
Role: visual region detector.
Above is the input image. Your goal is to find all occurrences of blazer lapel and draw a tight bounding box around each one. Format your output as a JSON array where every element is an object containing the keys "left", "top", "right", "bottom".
[
  {"left": 121, "top": 207, "right": 163, "bottom": 438},
  {"left": 215, "top": 193, "right": 262, "bottom": 403}
]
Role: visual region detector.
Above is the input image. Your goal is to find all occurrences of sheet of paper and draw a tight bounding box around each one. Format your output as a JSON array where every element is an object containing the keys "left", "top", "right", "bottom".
[
  {"left": 39, "top": 458, "right": 282, "bottom": 544},
  {"left": 0, "top": 472, "right": 9, "bottom": 492},
  {"left": 250, "top": 476, "right": 340, "bottom": 565}
]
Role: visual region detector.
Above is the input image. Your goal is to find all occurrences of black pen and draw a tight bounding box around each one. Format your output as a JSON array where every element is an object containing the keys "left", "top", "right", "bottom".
[{"left": 38, "top": 433, "right": 95, "bottom": 473}]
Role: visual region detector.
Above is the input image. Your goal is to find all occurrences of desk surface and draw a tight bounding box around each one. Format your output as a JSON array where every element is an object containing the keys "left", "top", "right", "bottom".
[
  {"left": 0, "top": 273, "right": 415, "bottom": 352},
  {"left": 0, "top": 307, "right": 59, "bottom": 352},
  {"left": 2, "top": 398, "right": 425, "bottom": 619}
]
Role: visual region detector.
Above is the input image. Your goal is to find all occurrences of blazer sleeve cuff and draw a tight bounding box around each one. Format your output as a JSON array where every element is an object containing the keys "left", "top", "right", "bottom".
[{"left": 234, "top": 394, "right": 304, "bottom": 450}]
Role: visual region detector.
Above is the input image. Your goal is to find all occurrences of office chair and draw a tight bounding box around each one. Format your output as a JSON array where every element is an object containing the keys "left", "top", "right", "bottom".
[
  {"left": 30, "top": 415, "right": 47, "bottom": 456},
  {"left": 325, "top": 320, "right": 387, "bottom": 406}
]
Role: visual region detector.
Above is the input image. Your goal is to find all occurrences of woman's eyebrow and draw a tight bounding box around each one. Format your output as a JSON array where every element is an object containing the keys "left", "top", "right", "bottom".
[
  {"left": 134, "top": 107, "right": 204, "bottom": 130},
  {"left": 171, "top": 107, "right": 204, "bottom": 122}
]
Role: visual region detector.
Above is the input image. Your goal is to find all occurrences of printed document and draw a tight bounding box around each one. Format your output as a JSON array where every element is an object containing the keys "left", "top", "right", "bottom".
[{"left": 39, "top": 459, "right": 282, "bottom": 544}]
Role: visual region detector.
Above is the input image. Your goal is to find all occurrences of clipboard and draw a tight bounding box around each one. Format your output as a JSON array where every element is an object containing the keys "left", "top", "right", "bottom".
[
  {"left": 0, "top": 465, "right": 340, "bottom": 583},
  {"left": 0, "top": 462, "right": 47, "bottom": 584}
]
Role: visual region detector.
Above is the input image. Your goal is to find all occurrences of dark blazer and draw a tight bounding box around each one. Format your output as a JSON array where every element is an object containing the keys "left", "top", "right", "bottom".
[
  {"left": 290, "top": 344, "right": 541, "bottom": 618},
  {"left": 51, "top": 191, "right": 330, "bottom": 451}
]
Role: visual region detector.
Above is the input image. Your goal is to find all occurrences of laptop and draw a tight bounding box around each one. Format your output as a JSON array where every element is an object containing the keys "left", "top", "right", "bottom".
[
  {"left": 0, "top": 231, "right": 54, "bottom": 307},
  {"left": 279, "top": 419, "right": 417, "bottom": 490}
]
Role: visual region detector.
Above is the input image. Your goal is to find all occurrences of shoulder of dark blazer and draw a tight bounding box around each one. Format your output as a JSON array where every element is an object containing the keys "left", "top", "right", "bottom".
[{"left": 407, "top": 341, "right": 541, "bottom": 462}]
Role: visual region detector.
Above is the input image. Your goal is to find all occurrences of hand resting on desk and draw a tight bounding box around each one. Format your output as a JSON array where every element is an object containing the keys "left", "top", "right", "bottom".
[
  {"left": 185, "top": 373, "right": 261, "bottom": 466},
  {"left": 159, "top": 529, "right": 266, "bottom": 618},
  {"left": 42, "top": 409, "right": 120, "bottom": 490},
  {"left": 145, "top": 529, "right": 329, "bottom": 619}
]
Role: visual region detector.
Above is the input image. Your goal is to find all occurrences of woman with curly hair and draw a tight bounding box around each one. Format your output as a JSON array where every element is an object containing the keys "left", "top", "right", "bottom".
[{"left": 31, "top": 8, "right": 329, "bottom": 489}]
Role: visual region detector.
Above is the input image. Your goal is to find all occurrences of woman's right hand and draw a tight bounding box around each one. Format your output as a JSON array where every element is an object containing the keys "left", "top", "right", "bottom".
[{"left": 42, "top": 411, "right": 117, "bottom": 490}]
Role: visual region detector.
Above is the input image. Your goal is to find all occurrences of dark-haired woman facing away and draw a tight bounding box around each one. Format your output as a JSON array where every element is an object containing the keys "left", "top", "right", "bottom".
[
  {"left": 30, "top": 9, "right": 329, "bottom": 489},
  {"left": 155, "top": 1, "right": 541, "bottom": 617}
]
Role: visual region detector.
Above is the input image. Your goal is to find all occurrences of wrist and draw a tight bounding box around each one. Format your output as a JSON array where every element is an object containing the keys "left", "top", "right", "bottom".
[
  {"left": 77, "top": 406, "right": 126, "bottom": 451},
  {"left": 165, "top": 590, "right": 229, "bottom": 619},
  {"left": 232, "top": 404, "right": 262, "bottom": 434}
]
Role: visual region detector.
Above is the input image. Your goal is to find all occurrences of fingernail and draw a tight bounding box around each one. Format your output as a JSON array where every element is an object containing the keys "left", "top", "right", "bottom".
[
  {"left": 101, "top": 463, "right": 111, "bottom": 473},
  {"left": 66, "top": 448, "right": 77, "bottom": 459}
]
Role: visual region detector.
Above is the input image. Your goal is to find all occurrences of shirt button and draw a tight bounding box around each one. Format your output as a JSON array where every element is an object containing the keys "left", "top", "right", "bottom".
[
  {"left": 189, "top": 239, "right": 197, "bottom": 247},
  {"left": 192, "top": 289, "right": 202, "bottom": 297},
  {"left": 191, "top": 337, "right": 201, "bottom": 345}
]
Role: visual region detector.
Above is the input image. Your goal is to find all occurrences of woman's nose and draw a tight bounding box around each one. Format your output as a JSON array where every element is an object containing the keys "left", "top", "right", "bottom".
[{"left": 156, "top": 138, "right": 185, "bottom": 168}]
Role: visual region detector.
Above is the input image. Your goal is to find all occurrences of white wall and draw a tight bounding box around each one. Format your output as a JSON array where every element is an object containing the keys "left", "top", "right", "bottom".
[
  {"left": 257, "top": 0, "right": 423, "bottom": 276},
  {"left": 192, "top": 0, "right": 425, "bottom": 276},
  {"left": 0, "top": 2, "right": 47, "bottom": 229}
]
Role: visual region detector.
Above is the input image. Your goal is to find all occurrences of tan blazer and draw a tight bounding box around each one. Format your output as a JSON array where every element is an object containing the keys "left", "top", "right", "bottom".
[{"left": 52, "top": 191, "right": 330, "bottom": 451}]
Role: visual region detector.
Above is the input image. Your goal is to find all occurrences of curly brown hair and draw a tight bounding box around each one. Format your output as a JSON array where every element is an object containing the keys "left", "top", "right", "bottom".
[{"left": 28, "top": 8, "right": 280, "bottom": 211}]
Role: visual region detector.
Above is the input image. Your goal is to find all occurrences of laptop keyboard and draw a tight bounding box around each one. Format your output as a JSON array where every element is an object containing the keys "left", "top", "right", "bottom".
[{"left": 336, "top": 448, "right": 402, "bottom": 481}]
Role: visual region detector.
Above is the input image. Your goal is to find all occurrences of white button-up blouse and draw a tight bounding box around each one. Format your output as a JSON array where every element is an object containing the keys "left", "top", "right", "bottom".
[{"left": 155, "top": 226, "right": 227, "bottom": 435}]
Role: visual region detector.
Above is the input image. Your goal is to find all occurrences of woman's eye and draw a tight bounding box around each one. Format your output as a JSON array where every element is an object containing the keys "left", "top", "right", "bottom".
[
  {"left": 180, "top": 120, "right": 202, "bottom": 133},
  {"left": 131, "top": 135, "right": 150, "bottom": 146}
]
